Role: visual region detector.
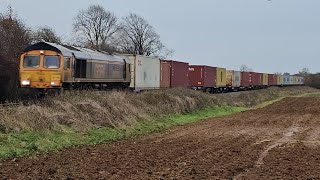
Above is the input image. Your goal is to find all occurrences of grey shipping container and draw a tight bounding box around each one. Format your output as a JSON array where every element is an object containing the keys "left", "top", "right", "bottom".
[{"left": 126, "top": 55, "right": 161, "bottom": 91}]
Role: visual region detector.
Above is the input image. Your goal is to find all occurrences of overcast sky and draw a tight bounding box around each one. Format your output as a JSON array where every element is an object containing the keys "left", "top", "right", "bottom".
[{"left": 0, "top": 0, "right": 319, "bottom": 74}]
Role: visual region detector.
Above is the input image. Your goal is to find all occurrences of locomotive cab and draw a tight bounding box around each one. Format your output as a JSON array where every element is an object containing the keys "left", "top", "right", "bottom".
[{"left": 20, "top": 50, "right": 64, "bottom": 90}]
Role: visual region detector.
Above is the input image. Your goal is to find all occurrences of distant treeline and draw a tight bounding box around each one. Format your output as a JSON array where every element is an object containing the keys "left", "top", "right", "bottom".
[{"left": 304, "top": 74, "right": 320, "bottom": 89}]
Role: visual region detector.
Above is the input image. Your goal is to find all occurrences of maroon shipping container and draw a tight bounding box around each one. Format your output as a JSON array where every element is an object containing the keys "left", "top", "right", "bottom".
[
  {"left": 160, "top": 60, "right": 189, "bottom": 88},
  {"left": 241, "top": 72, "right": 263, "bottom": 87},
  {"left": 268, "top": 74, "right": 277, "bottom": 86},
  {"left": 241, "top": 72, "right": 251, "bottom": 87},
  {"left": 189, "top": 65, "right": 216, "bottom": 88},
  {"left": 251, "top": 72, "right": 262, "bottom": 86}
]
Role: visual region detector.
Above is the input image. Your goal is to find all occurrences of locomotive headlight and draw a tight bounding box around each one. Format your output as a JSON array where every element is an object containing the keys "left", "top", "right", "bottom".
[
  {"left": 50, "top": 81, "right": 59, "bottom": 86},
  {"left": 21, "top": 80, "right": 30, "bottom": 86}
]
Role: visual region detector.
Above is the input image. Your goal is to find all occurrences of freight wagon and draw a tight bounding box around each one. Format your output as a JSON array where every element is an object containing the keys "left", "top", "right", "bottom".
[
  {"left": 160, "top": 60, "right": 189, "bottom": 88},
  {"left": 125, "top": 55, "right": 161, "bottom": 91},
  {"left": 188, "top": 65, "right": 226, "bottom": 92}
]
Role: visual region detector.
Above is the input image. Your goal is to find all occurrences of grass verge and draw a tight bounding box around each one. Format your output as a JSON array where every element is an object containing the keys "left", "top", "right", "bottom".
[{"left": 0, "top": 106, "right": 246, "bottom": 161}]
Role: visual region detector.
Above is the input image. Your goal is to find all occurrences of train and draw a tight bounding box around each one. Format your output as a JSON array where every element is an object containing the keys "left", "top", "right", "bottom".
[{"left": 19, "top": 42, "right": 304, "bottom": 93}]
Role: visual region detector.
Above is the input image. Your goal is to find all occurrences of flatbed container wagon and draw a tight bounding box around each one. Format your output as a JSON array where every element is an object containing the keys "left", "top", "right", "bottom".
[
  {"left": 160, "top": 60, "right": 189, "bottom": 88},
  {"left": 189, "top": 66, "right": 226, "bottom": 92}
]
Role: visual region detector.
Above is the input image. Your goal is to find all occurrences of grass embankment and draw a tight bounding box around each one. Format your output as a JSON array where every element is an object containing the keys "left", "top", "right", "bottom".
[
  {"left": 0, "top": 86, "right": 318, "bottom": 160},
  {"left": 303, "top": 92, "right": 320, "bottom": 97},
  {"left": 0, "top": 106, "right": 245, "bottom": 160}
]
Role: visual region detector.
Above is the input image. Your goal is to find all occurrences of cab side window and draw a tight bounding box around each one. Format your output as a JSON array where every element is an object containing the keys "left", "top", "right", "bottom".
[{"left": 64, "top": 57, "right": 71, "bottom": 70}]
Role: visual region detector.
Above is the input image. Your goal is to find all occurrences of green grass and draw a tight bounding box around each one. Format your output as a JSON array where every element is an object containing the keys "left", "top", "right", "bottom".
[{"left": 0, "top": 106, "right": 246, "bottom": 161}]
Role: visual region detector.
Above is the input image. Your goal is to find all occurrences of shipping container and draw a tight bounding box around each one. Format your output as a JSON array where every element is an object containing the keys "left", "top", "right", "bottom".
[
  {"left": 300, "top": 77, "right": 305, "bottom": 85},
  {"left": 268, "top": 74, "right": 277, "bottom": 86},
  {"left": 227, "top": 70, "right": 241, "bottom": 87},
  {"left": 262, "top": 73, "right": 269, "bottom": 86},
  {"left": 277, "top": 75, "right": 284, "bottom": 85},
  {"left": 283, "top": 74, "right": 291, "bottom": 85},
  {"left": 216, "top": 67, "right": 227, "bottom": 87},
  {"left": 252, "top": 72, "right": 263, "bottom": 86},
  {"left": 189, "top": 65, "right": 216, "bottom": 88},
  {"left": 294, "top": 76, "right": 304, "bottom": 85},
  {"left": 289, "top": 75, "right": 294, "bottom": 85},
  {"left": 294, "top": 76, "right": 297, "bottom": 85},
  {"left": 226, "top": 70, "right": 233, "bottom": 87},
  {"left": 160, "top": 60, "right": 189, "bottom": 88},
  {"left": 241, "top": 72, "right": 251, "bottom": 87},
  {"left": 126, "top": 55, "right": 161, "bottom": 91}
]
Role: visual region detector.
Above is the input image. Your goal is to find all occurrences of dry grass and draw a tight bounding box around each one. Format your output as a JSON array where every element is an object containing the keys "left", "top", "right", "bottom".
[{"left": 0, "top": 86, "right": 318, "bottom": 133}]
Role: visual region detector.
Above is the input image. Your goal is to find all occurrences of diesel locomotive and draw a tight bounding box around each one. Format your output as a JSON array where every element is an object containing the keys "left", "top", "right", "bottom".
[{"left": 20, "top": 42, "right": 131, "bottom": 93}]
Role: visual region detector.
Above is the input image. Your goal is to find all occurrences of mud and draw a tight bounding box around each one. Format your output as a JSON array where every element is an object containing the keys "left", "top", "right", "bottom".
[{"left": 1, "top": 97, "right": 320, "bottom": 179}]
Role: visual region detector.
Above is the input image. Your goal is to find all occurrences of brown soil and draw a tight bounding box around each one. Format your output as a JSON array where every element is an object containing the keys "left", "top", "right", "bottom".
[{"left": 1, "top": 97, "right": 320, "bottom": 179}]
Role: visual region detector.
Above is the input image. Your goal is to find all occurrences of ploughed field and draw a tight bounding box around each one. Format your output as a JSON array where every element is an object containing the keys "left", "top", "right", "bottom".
[{"left": 1, "top": 97, "right": 320, "bottom": 179}]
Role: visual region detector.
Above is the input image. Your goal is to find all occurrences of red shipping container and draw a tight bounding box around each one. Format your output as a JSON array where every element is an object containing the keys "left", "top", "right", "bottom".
[
  {"left": 251, "top": 72, "right": 262, "bottom": 86},
  {"left": 268, "top": 74, "right": 277, "bottom": 86},
  {"left": 241, "top": 72, "right": 251, "bottom": 87},
  {"left": 189, "top": 65, "right": 216, "bottom": 88},
  {"left": 241, "top": 72, "right": 263, "bottom": 87},
  {"left": 160, "top": 60, "right": 189, "bottom": 88}
]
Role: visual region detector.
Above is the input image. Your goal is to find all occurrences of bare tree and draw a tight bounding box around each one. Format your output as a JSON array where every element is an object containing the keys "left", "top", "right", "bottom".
[
  {"left": 116, "top": 13, "right": 165, "bottom": 56},
  {"left": 0, "top": 6, "right": 31, "bottom": 61},
  {"left": 32, "top": 26, "right": 61, "bottom": 43},
  {"left": 240, "top": 64, "right": 253, "bottom": 72},
  {"left": 0, "top": 6, "right": 31, "bottom": 100},
  {"left": 73, "top": 5, "right": 118, "bottom": 50},
  {"left": 298, "top": 68, "right": 310, "bottom": 77}
]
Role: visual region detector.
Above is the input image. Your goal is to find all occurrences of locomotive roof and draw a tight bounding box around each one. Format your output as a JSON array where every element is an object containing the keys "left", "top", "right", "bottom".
[{"left": 23, "top": 42, "right": 126, "bottom": 62}]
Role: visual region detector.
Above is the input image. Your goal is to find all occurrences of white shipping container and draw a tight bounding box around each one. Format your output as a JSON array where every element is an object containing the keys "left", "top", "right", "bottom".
[
  {"left": 126, "top": 55, "right": 161, "bottom": 91},
  {"left": 234, "top": 71, "right": 241, "bottom": 87}
]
